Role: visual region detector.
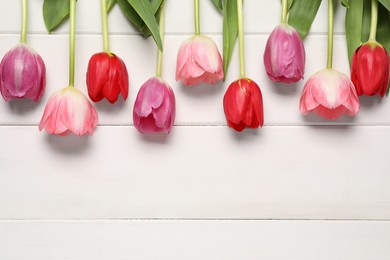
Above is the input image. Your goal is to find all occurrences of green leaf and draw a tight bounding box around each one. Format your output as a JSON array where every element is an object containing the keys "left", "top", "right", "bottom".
[
  {"left": 376, "top": 3, "right": 390, "bottom": 94},
  {"left": 139, "top": 0, "right": 164, "bottom": 37},
  {"left": 345, "top": 0, "right": 364, "bottom": 64},
  {"left": 211, "top": 0, "right": 223, "bottom": 12},
  {"left": 288, "top": 0, "right": 294, "bottom": 10},
  {"left": 379, "top": 0, "right": 390, "bottom": 11},
  {"left": 288, "top": 0, "right": 322, "bottom": 39},
  {"left": 107, "top": 0, "right": 116, "bottom": 12},
  {"left": 43, "top": 0, "right": 70, "bottom": 32},
  {"left": 222, "top": 0, "right": 238, "bottom": 79}
]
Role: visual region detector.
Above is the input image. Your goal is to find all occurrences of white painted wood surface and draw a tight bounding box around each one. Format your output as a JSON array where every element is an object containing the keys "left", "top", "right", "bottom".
[{"left": 0, "top": 0, "right": 389, "bottom": 258}]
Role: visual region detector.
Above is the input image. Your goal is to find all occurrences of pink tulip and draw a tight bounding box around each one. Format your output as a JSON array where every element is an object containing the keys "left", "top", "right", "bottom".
[
  {"left": 263, "top": 23, "right": 305, "bottom": 83},
  {"left": 133, "top": 77, "right": 176, "bottom": 134},
  {"left": 300, "top": 68, "right": 360, "bottom": 120},
  {"left": 39, "top": 87, "right": 98, "bottom": 136},
  {"left": 176, "top": 35, "right": 223, "bottom": 86},
  {"left": 0, "top": 43, "right": 46, "bottom": 101}
]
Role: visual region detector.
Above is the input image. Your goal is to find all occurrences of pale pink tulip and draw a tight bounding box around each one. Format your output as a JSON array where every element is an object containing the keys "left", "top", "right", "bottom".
[
  {"left": 133, "top": 77, "right": 175, "bottom": 134},
  {"left": 0, "top": 43, "right": 46, "bottom": 101},
  {"left": 300, "top": 68, "right": 360, "bottom": 120},
  {"left": 264, "top": 23, "right": 305, "bottom": 83},
  {"left": 39, "top": 87, "right": 98, "bottom": 136},
  {"left": 176, "top": 35, "right": 223, "bottom": 86}
]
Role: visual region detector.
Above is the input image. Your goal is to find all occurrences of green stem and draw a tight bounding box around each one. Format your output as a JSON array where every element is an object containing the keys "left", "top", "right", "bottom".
[
  {"left": 281, "top": 0, "right": 288, "bottom": 24},
  {"left": 194, "top": 0, "right": 200, "bottom": 35},
  {"left": 237, "top": 0, "right": 246, "bottom": 78},
  {"left": 156, "top": 3, "right": 165, "bottom": 78},
  {"left": 326, "top": 0, "right": 334, "bottom": 69},
  {"left": 69, "top": 0, "right": 76, "bottom": 87},
  {"left": 101, "top": 0, "right": 110, "bottom": 52},
  {"left": 20, "top": 0, "right": 27, "bottom": 43},
  {"left": 369, "top": 0, "right": 378, "bottom": 41}
]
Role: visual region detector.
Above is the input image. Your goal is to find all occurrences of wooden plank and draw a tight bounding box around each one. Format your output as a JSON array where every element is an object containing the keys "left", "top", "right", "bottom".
[
  {"left": 0, "top": 0, "right": 345, "bottom": 34},
  {"left": 0, "top": 126, "right": 389, "bottom": 220},
  {"left": 0, "top": 35, "right": 387, "bottom": 126},
  {"left": 0, "top": 220, "right": 389, "bottom": 259}
]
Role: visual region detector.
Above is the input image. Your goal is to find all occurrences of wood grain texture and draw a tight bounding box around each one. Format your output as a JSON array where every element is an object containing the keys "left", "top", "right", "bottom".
[
  {"left": 0, "top": 220, "right": 390, "bottom": 260},
  {"left": 0, "top": 126, "right": 389, "bottom": 220}
]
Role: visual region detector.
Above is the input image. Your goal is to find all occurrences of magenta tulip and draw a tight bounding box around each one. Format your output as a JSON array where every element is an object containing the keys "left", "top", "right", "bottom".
[
  {"left": 176, "top": 35, "right": 223, "bottom": 86},
  {"left": 263, "top": 23, "right": 305, "bottom": 83},
  {"left": 300, "top": 68, "right": 360, "bottom": 120},
  {"left": 39, "top": 87, "right": 98, "bottom": 136},
  {"left": 133, "top": 77, "right": 176, "bottom": 134},
  {"left": 0, "top": 43, "right": 46, "bottom": 102}
]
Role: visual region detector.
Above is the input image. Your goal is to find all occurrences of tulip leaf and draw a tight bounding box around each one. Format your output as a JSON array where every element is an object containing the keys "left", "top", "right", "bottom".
[
  {"left": 139, "top": 0, "right": 164, "bottom": 37},
  {"left": 222, "top": 0, "right": 238, "bottom": 80},
  {"left": 107, "top": 0, "right": 116, "bottom": 12},
  {"left": 345, "top": 0, "right": 364, "bottom": 64},
  {"left": 379, "top": 0, "right": 390, "bottom": 11},
  {"left": 43, "top": 0, "right": 70, "bottom": 32},
  {"left": 341, "top": 0, "right": 349, "bottom": 8},
  {"left": 287, "top": 0, "right": 322, "bottom": 39},
  {"left": 211, "top": 0, "right": 224, "bottom": 12}
]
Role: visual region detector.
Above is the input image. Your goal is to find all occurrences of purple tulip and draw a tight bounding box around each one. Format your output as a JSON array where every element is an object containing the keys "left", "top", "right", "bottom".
[
  {"left": 0, "top": 43, "right": 46, "bottom": 102},
  {"left": 133, "top": 77, "right": 176, "bottom": 134},
  {"left": 263, "top": 23, "right": 305, "bottom": 83}
]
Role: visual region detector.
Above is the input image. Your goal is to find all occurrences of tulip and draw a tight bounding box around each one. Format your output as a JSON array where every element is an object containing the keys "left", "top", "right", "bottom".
[
  {"left": 300, "top": 68, "right": 360, "bottom": 120},
  {"left": 39, "top": 87, "right": 98, "bottom": 136},
  {"left": 0, "top": 43, "right": 46, "bottom": 102},
  {"left": 176, "top": 35, "right": 224, "bottom": 86},
  {"left": 351, "top": 41, "right": 390, "bottom": 97},
  {"left": 86, "top": 52, "right": 129, "bottom": 103},
  {"left": 133, "top": 77, "right": 176, "bottom": 134},
  {"left": 263, "top": 23, "right": 305, "bottom": 83},
  {"left": 223, "top": 78, "right": 264, "bottom": 132}
]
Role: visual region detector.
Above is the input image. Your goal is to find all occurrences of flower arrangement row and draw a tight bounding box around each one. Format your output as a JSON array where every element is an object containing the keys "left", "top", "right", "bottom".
[{"left": 0, "top": 0, "right": 389, "bottom": 136}]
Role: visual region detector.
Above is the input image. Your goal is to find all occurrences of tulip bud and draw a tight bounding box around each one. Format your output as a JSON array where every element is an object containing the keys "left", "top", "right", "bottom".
[
  {"left": 300, "top": 68, "right": 360, "bottom": 120},
  {"left": 263, "top": 23, "right": 305, "bottom": 83},
  {"left": 351, "top": 41, "right": 390, "bottom": 97},
  {"left": 0, "top": 43, "right": 46, "bottom": 102},
  {"left": 133, "top": 77, "right": 176, "bottom": 134},
  {"left": 176, "top": 35, "right": 224, "bottom": 86},
  {"left": 86, "top": 52, "right": 129, "bottom": 103},
  {"left": 223, "top": 78, "right": 264, "bottom": 131},
  {"left": 39, "top": 87, "right": 98, "bottom": 136}
]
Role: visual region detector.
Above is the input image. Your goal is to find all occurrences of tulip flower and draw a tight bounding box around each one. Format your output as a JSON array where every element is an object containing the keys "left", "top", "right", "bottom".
[
  {"left": 175, "top": 0, "right": 223, "bottom": 86},
  {"left": 300, "top": 69, "right": 359, "bottom": 120},
  {"left": 133, "top": 77, "right": 175, "bottom": 134},
  {"left": 86, "top": 0, "right": 129, "bottom": 103},
  {"left": 86, "top": 52, "right": 129, "bottom": 103},
  {"left": 263, "top": 23, "right": 305, "bottom": 83},
  {"left": 39, "top": 87, "right": 98, "bottom": 136},
  {"left": 223, "top": 0, "right": 264, "bottom": 132},
  {"left": 223, "top": 78, "right": 264, "bottom": 131},
  {"left": 300, "top": 0, "right": 359, "bottom": 120},
  {"left": 351, "top": 42, "right": 390, "bottom": 97},
  {"left": 0, "top": 44, "right": 46, "bottom": 102},
  {"left": 0, "top": 0, "right": 46, "bottom": 102},
  {"left": 39, "top": 0, "right": 98, "bottom": 136},
  {"left": 176, "top": 35, "right": 223, "bottom": 86}
]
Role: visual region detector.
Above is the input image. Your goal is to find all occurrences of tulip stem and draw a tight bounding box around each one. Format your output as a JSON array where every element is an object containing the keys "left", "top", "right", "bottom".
[
  {"left": 369, "top": 0, "right": 378, "bottom": 41},
  {"left": 101, "top": 0, "right": 110, "bottom": 52},
  {"left": 194, "top": 0, "right": 200, "bottom": 35},
  {"left": 237, "top": 0, "right": 246, "bottom": 78},
  {"left": 156, "top": 3, "right": 165, "bottom": 78},
  {"left": 281, "top": 0, "right": 288, "bottom": 24},
  {"left": 69, "top": 0, "right": 76, "bottom": 87},
  {"left": 20, "top": 0, "right": 27, "bottom": 43},
  {"left": 326, "top": 0, "right": 334, "bottom": 69}
]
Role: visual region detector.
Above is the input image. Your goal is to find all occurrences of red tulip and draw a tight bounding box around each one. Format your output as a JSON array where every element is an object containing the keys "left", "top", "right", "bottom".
[
  {"left": 351, "top": 41, "right": 390, "bottom": 97},
  {"left": 86, "top": 52, "right": 129, "bottom": 103},
  {"left": 223, "top": 78, "right": 264, "bottom": 132}
]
